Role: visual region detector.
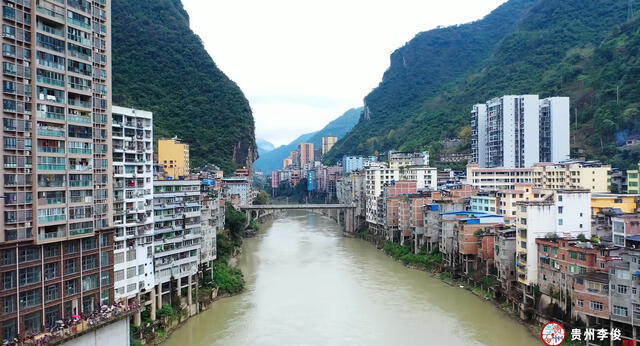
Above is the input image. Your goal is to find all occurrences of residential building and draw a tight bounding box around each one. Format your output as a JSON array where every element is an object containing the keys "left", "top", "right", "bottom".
[
  {"left": 221, "top": 177, "right": 250, "bottom": 208},
  {"left": 628, "top": 166, "right": 640, "bottom": 194},
  {"left": 111, "top": 106, "right": 155, "bottom": 303},
  {"left": 573, "top": 272, "right": 610, "bottom": 323},
  {"left": 0, "top": 0, "right": 114, "bottom": 339},
  {"left": 538, "top": 97, "right": 570, "bottom": 163},
  {"left": 282, "top": 157, "right": 293, "bottom": 169},
  {"left": 532, "top": 161, "right": 611, "bottom": 193},
  {"left": 608, "top": 245, "right": 640, "bottom": 337},
  {"left": 199, "top": 181, "right": 221, "bottom": 277},
  {"left": 342, "top": 155, "right": 375, "bottom": 174},
  {"left": 494, "top": 228, "right": 517, "bottom": 296},
  {"left": 471, "top": 95, "right": 570, "bottom": 168},
  {"left": 515, "top": 190, "right": 592, "bottom": 286},
  {"left": 158, "top": 137, "right": 190, "bottom": 178},
  {"left": 423, "top": 200, "right": 466, "bottom": 253},
  {"left": 536, "top": 238, "right": 615, "bottom": 311},
  {"left": 365, "top": 164, "right": 400, "bottom": 227},
  {"left": 298, "top": 142, "right": 314, "bottom": 166},
  {"left": 611, "top": 214, "right": 640, "bottom": 247},
  {"left": 466, "top": 164, "right": 534, "bottom": 190},
  {"left": 388, "top": 151, "right": 429, "bottom": 169},
  {"left": 321, "top": 136, "right": 337, "bottom": 155},
  {"left": 591, "top": 194, "right": 638, "bottom": 215},
  {"left": 610, "top": 168, "right": 628, "bottom": 194},
  {"left": 470, "top": 103, "right": 488, "bottom": 166},
  {"left": 402, "top": 166, "right": 437, "bottom": 191},
  {"left": 153, "top": 180, "right": 201, "bottom": 306}
]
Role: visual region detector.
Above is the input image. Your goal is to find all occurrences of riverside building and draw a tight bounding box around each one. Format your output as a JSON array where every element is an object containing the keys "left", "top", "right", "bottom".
[
  {"left": 0, "top": 0, "right": 114, "bottom": 339},
  {"left": 470, "top": 95, "right": 570, "bottom": 168},
  {"left": 111, "top": 106, "right": 155, "bottom": 304}
]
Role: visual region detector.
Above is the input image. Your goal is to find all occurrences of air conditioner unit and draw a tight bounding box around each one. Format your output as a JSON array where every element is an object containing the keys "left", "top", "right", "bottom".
[{"left": 25, "top": 222, "right": 30, "bottom": 227}]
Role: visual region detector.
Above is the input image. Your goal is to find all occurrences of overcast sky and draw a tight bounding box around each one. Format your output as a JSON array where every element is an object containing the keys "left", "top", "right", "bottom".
[{"left": 182, "top": 0, "right": 508, "bottom": 147}]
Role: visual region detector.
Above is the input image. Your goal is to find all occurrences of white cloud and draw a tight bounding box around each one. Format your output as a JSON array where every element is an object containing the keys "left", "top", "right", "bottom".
[{"left": 182, "top": 0, "right": 508, "bottom": 146}]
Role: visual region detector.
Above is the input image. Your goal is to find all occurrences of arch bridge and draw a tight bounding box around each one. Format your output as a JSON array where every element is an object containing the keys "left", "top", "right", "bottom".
[{"left": 240, "top": 204, "right": 357, "bottom": 233}]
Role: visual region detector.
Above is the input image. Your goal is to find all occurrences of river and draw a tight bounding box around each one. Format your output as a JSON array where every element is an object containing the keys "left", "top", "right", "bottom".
[{"left": 164, "top": 212, "right": 540, "bottom": 346}]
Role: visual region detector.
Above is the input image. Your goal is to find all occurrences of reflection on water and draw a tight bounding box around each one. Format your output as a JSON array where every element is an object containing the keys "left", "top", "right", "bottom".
[{"left": 165, "top": 212, "right": 539, "bottom": 346}]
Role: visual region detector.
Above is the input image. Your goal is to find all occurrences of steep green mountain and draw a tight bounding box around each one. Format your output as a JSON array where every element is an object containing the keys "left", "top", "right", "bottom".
[
  {"left": 327, "top": 0, "right": 633, "bottom": 167},
  {"left": 256, "top": 139, "right": 276, "bottom": 156},
  {"left": 255, "top": 107, "right": 362, "bottom": 173},
  {"left": 112, "top": 0, "right": 256, "bottom": 174}
]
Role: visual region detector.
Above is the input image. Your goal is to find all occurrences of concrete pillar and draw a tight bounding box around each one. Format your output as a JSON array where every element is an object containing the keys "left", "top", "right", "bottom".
[
  {"left": 150, "top": 286, "right": 157, "bottom": 321},
  {"left": 156, "top": 285, "right": 162, "bottom": 310},
  {"left": 187, "top": 275, "right": 193, "bottom": 307},
  {"left": 133, "top": 309, "right": 141, "bottom": 326}
]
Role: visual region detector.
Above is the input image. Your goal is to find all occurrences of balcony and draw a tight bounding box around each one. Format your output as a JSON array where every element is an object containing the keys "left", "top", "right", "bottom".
[
  {"left": 69, "top": 228, "right": 93, "bottom": 236},
  {"left": 37, "top": 111, "right": 65, "bottom": 121},
  {"left": 37, "top": 127, "right": 65, "bottom": 137},
  {"left": 67, "top": 114, "right": 92, "bottom": 124},
  {"left": 38, "top": 215, "right": 66, "bottom": 223},
  {"left": 37, "top": 231, "right": 67, "bottom": 241}
]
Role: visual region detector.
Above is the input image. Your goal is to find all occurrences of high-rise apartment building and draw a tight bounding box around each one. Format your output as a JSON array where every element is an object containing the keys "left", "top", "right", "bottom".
[
  {"left": 321, "top": 136, "right": 337, "bottom": 155},
  {"left": 538, "top": 97, "right": 570, "bottom": 163},
  {"left": 112, "top": 106, "right": 154, "bottom": 303},
  {"left": 153, "top": 180, "right": 201, "bottom": 305},
  {"left": 0, "top": 0, "right": 113, "bottom": 339},
  {"left": 298, "top": 142, "right": 314, "bottom": 166},
  {"left": 471, "top": 95, "right": 570, "bottom": 168},
  {"left": 158, "top": 137, "right": 189, "bottom": 178}
]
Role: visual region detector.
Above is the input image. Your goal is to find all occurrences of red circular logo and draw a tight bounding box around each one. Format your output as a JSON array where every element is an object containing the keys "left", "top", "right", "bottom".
[{"left": 540, "top": 321, "right": 566, "bottom": 346}]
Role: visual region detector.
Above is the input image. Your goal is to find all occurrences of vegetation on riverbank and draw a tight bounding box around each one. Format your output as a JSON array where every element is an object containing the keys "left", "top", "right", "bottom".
[{"left": 382, "top": 242, "right": 443, "bottom": 270}]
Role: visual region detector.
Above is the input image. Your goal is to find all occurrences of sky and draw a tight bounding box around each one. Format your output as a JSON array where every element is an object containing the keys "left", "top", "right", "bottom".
[{"left": 182, "top": 0, "right": 508, "bottom": 147}]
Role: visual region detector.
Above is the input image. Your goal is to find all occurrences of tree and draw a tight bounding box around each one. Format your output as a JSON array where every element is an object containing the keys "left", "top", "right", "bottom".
[
  {"left": 225, "top": 202, "right": 247, "bottom": 238},
  {"left": 254, "top": 190, "right": 270, "bottom": 205}
]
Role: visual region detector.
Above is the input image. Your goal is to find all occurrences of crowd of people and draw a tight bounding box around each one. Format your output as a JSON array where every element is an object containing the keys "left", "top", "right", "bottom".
[{"left": 2, "top": 302, "right": 142, "bottom": 345}]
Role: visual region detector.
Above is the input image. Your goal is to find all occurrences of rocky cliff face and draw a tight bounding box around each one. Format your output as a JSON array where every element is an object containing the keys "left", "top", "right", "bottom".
[{"left": 112, "top": 0, "right": 256, "bottom": 174}]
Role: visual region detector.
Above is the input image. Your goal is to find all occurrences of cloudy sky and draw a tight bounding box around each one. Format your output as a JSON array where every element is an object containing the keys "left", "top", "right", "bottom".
[{"left": 182, "top": 0, "right": 507, "bottom": 147}]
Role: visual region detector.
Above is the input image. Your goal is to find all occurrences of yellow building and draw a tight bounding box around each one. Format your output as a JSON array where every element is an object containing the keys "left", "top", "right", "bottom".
[
  {"left": 158, "top": 137, "right": 190, "bottom": 177},
  {"left": 590, "top": 194, "right": 639, "bottom": 215},
  {"left": 322, "top": 136, "right": 338, "bottom": 155},
  {"left": 533, "top": 161, "right": 611, "bottom": 193}
]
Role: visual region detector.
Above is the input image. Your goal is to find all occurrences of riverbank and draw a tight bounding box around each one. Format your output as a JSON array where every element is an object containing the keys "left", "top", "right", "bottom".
[
  {"left": 133, "top": 235, "right": 247, "bottom": 346},
  {"left": 348, "top": 229, "right": 546, "bottom": 342}
]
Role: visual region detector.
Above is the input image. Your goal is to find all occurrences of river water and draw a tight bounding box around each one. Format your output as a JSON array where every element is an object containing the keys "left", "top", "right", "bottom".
[{"left": 164, "top": 212, "right": 540, "bottom": 346}]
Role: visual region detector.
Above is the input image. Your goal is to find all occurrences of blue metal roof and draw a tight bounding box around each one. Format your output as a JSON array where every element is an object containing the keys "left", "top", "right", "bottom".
[{"left": 627, "top": 235, "right": 640, "bottom": 242}]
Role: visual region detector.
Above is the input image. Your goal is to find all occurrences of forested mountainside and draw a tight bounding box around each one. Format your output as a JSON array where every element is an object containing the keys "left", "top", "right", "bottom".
[
  {"left": 327, "top": 0, "right": 637, "bottom": 168},
  {"left": 112, "top": 0, "right": 256, "bottom": 173},
  {"left": 255, "top": 107, "right": 362, "bottom": 173},
  {"left": 256, "top": 139, "right": 276, "bottom": 156}
]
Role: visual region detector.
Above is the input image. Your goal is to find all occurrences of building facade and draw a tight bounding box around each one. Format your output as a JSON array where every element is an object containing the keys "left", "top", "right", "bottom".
[
  {"left": 321, "top": 136, "right": 337, "bottom": 155},
  {"left": 158, "top": 138, "right": 189, "bottom": 178},
  {"left": 1, "top": 0, "right": 114, "bottom": 338},
  {"left": 111, "top": 106, "right": 154, "bottom": 302}
]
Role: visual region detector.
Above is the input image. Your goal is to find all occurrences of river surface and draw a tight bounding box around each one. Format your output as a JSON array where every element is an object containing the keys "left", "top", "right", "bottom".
[{"left": 165, "top": 212, "right": 540, "bottom": 346}]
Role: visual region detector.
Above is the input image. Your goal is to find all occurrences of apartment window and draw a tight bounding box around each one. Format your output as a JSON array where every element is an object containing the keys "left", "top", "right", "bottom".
[
  {"left": 18, "top": 266, "right": 41, "bottom": 287},
  {"left": 558, "top": 206, "right": 563, "bottom": 214},
  {"left": 65, "top": 259, "right": 78, "bottom": 275},
  {"left": 613, "top": 305, "right": 628, "bottom": 317},
  {"left": 100, "top": 251, "right": 109, "bottom": 267},
  {"left": 18, "top": 248, "right": 40, "bottom": 263},
  {"left": 81, "top": 255, "right": 97, "bottom": 271},
  {"left": 2, "top": 271, "right": 16, "bottom": 290},
  {"left": 81, "top": 274, "right": 97, "bottom": 292},
  {"left": 114, "top": 252, "right": 124, "bottom": 265},
  {"left": 100, "top": 271, "right": 110, "bottom": 286},
  {"left": 617, "top": 285, "right": 628, "bottom": 294},
  {"left": 569, "top": 251, "right": 577, "bottom": 259},
  {"left": 44, "top": 245, "right": 60, "bottom": 258},
  {"left": 19, "top": 288, "right": 42, "bottom": 309},
  {"left": 114, "top": 270, "right": 124, "bottom": 282},
  {"left": 65, "top": 279, "right": 77, "bottom": 296},
  {"left": 2, "top": 294, "right": 18, "bottom": 317},
  {"left": 82, "top": 237, "right": 97, "bottom": 251},
  {"left": 558, "top": 219, "right": 563, "bottom": 226},
  {"left": 100, "top": 233, "right": 109, "bottom": 247},
  {"left": 576, "top": 299, "right": 584, "bottom": 307},
  {"left": 45, "top": 284, "right": 59, "bottom": 302},
  {"left": 1, "top": 250, "right": 15, "bottom": 266},
  {"left": 589, "top": 301, "right": 603, "bottom": 311},
  {"left": 44, "top": 263, "right": 58, "bottom": 280},
  {"left": 126, "top": 267, "right": 136, "bottom": 279}
]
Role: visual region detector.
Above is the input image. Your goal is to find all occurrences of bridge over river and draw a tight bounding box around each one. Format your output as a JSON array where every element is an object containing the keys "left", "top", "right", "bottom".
[{"left": 240, "top": 204, "right": 357, "bottom": 233}]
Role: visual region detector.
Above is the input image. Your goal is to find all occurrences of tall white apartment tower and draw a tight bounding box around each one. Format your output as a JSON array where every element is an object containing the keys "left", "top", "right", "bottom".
[
  {"left": 486, "top": 95, "right": 539, "bottom": 168},
  {"left": 470, "top": 104, "right": 488, "bottom": 166},
  {"left": 111, "top": 106, "right": 155, "bottom": 302},
  {"left": 539, "top": 97, "right": 570, "bottom": 163}
]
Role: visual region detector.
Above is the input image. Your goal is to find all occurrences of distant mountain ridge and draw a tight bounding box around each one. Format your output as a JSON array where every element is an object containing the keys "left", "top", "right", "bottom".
[
  {"left": 256, "top": 139, "right": 276, "bottom": 156},
  {"left": 327, "top": 0, "right": 635, "bottom": 168},
  {"left": 255, "top": 107, "right": 362, "bottom": 173}
]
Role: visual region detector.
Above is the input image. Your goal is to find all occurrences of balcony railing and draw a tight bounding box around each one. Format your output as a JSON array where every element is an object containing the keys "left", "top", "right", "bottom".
[{"left": 38, "top": 215, "right": 66, "bottom": 223}]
